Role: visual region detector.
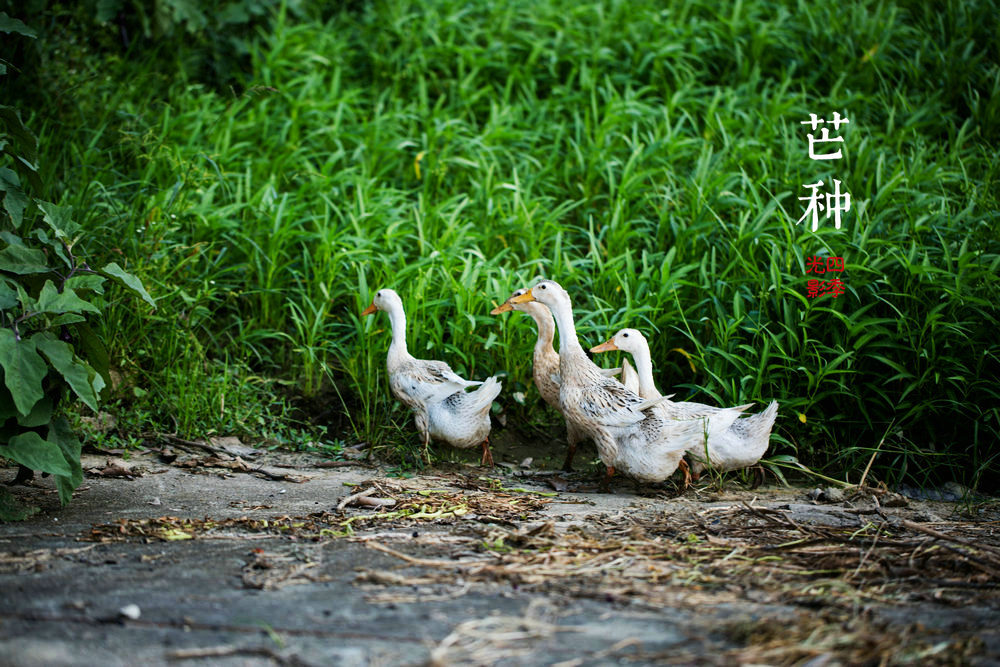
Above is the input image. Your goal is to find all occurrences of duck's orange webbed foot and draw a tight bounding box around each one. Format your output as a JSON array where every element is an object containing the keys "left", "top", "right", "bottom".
[
  {"left": 480, "top": 438, "right": 495, "bottom": 467},
  {"left": 678, "top": 459, "right": 692, "bottom": 490}
]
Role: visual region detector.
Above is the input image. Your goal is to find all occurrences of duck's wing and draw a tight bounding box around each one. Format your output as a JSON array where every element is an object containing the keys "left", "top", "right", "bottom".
[
  {"left": 397, "top": 359, "right": 481, "bottom": 404},
  {"left": 639, "top": 410, "right": 707, "bottom": 453},
  {"left": 573, "top": 377, "right": 667, "bottom": 428},
  {"left": 677, "top": 406, "right": 746, "bottom": 442},
  {"left": 417, "top": 358, "right": 482, "bottom": 387},
  {"left": 663, "top": 400, "right": 751, "bottom": 422}
]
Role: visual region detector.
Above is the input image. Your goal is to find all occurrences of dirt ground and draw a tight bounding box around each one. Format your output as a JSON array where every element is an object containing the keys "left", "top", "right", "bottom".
[{"left": 2, "top": 439, "right": 999, "bottom": 666}]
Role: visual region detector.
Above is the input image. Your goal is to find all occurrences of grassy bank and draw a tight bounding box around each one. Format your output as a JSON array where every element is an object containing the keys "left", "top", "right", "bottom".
[{"left": 6, "top": 0, "right": 999, "bottom": 489}]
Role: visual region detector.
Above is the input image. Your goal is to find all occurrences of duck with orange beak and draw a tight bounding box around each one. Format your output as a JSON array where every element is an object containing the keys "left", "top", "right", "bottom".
[
  {"left": 491, "top": 288, "right": 622, "bottom": 471},
  {"left": 591, "top": 328, "right": 778, "bottom": 476},
  {"left": 509, "top": 281, "right": 693, "bottom": 490},
  {"left": 362, "top": 288, "right": 502, "bottom": 466}
]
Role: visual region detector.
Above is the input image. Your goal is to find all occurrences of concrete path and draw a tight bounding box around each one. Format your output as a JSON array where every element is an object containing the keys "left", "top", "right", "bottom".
[{"left": 2, "top": 450, "right": 998, "bottom": 665}]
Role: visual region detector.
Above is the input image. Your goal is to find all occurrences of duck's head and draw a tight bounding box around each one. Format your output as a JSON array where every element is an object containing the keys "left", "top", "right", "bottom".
[
  {"left": 361, "top": 288, "right": 402, "bottom": 317},
  {"left": 591, "top": 328, "right": 647, "bottom": 355},
  {"left": 508, "top": 280, "right": 568, "bottom": 309},
  {"left": 490, "top": 288, "right": 529, "bottom": 315}
]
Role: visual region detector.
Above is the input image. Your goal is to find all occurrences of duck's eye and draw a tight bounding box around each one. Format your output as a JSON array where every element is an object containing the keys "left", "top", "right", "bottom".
[
  {"left": 622, "top": 332, "right": 629, "bottom": 338},
  {"left": 376, "top": 291, "right": 382, "bottom": 298},
  {"left": 539, "top": 284, "right": 547, "bottom": 290}
]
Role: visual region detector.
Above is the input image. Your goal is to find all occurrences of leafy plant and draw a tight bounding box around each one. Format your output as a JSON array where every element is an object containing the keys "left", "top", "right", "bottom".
[{"left": 1, "top": 18, "right": 154, "bottom": 519}]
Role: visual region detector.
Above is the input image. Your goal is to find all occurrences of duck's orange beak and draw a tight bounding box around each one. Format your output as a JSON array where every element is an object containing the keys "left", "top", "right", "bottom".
[
  {"left": 509, "top": 288, "right": 534, "bottom": 304},
  {"left": 490, "top": 302, "right": 514, "bottom": 315},
  {"left": 590, "top": 338, "right": 619, "bottom": 353},
  {"left": 361, "top": 302, "right": 377, "bottom": 317}
]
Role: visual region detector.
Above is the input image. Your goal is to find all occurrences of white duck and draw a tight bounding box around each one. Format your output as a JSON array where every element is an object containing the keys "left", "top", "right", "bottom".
[
  {"left": 491, "top": 288, "right": 621, "bottom": 471},
  {"left": 509, "top": 281, "right": 694, "bottom": 489},
  {"left": 591, "top": 328, "right": 779, "bottom": 475},
  {"left": 362, "top": 288, "right": 502, "bottom": 466}
]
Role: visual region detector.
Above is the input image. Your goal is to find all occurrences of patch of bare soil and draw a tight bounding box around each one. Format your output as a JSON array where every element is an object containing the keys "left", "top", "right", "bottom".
[{"left": 2, "top": 446, "right": 998, "bottom": 666}]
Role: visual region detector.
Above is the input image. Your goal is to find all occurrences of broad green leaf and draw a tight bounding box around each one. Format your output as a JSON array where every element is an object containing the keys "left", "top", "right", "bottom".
[
  {"left": 12, "top": 157, "right": 41, "bottom": 191},
  {"left": 35, "top": 333, "right": 102, "bottom": 411},
  {"left": 0, "top": 277, "right": 16, "bottom": 310},
  {"left": 101, "top": 262, "right": 156, "bottom": 308},
  {"left": 0, "top": 167, "right": 27, "bottom": 226},
  {"left": 0, "top": 105, "right": 38, "bottom": 164},
  {"left": 35, "top": 200, "right": 82, "bottom": 242},
  {"left": 74, "top": 322, "right": 110, "bottom": 391},
  {"left": 31, "top": 229, "right": 72, "bottom": 268},
  {"left": 49, "top": 313, "right": 87, "bottom": 327},
  {"left": 15, "top": 282, "right": 35, "bottom": 311},
  {"left": 16, "top": 394, "right": 51, "bottom": 427},
  {"left": 0, "top": 12, "right": 37, "bottom": 38},
  {"left": 35, "top": 280, "right": 101, "bottom": 315},
  {"left": 50, "top": 417, "right": 82, "bottom": 506},
  {"left": 4, "top": 154, "right": 41, "bottom": 192},
  {"left": 0, "top": 231, "right": 23, "bottom": 246},
  {"left": 0, "top": 243, "right": 48, "bottom": 274},
  {"left": 3, "top": 431, "right": 71, "bottom": 477},
  {"left": 66, "top": 274, "right": 107, "bottom": 294},
  {"left": 0, "top": 329, "right": 46, "bottom": 416}
]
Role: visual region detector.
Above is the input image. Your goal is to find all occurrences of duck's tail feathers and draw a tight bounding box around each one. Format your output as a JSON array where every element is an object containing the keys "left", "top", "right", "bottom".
[
  {"left": 468, "top": 375, "right": 503, "bottom": 411},
  {"left": 732, "top": 400, "right": 778, "bottom": 444},
  {"left": 753, "top": 400, "right": 779, "bottom": 430}
]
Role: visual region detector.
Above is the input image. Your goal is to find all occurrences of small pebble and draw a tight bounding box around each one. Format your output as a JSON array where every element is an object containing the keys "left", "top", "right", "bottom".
[
  {"left": 119, "top": 604, "right": 141, "bottom": 620},
  {"left": 806, "top": 487, "right": 844, "bottom": 503}
]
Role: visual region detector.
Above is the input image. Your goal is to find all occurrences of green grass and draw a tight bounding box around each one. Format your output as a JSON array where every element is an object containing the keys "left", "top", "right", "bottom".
[{"left": 8, "top": 0, "right": 999, "bottom": 488}]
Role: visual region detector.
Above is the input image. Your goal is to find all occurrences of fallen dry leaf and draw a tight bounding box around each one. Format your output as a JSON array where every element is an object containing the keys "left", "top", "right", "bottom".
[{"left": 86, "top": 459, "right": 140, "bottom": 480}]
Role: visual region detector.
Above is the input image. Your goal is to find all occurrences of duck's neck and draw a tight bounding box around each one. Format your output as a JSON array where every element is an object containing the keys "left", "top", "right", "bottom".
[
  {"left": 549, "top": 298, "right": 586, "bottom": 361},
  {"left": 385, "top": 302, "right": 410, "bottom": 364},
  {"left": 628, "top": 341, "right": 660, "bottom": 398},
  {"left": 525, "top": 303, "right": 557, "bottom": 360}
]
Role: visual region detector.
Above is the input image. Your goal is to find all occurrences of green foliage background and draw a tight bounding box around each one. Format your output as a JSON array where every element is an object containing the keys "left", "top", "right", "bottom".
[{"left": 2, "top": 0, "right": 998, "bottom": 490}]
